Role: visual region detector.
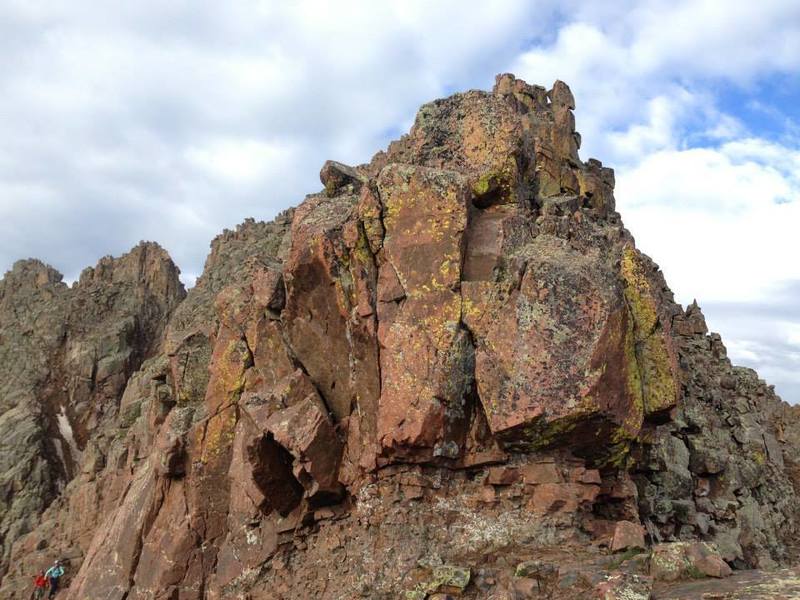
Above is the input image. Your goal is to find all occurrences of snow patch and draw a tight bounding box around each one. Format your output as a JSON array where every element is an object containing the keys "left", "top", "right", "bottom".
[{"left": 56, "top": 406, "right": 81, "bottom": 468}]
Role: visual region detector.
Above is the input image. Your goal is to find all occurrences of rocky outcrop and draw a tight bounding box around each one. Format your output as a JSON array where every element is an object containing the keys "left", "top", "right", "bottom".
[
  {"left": 0, "top": 74, "right": 797, "bottom": 599},
  {"left": 0, "top": 243, "right": 185, "bottom": 583},
  {"left": 633, "top": 302, "right": 796, "bottom": 568}
]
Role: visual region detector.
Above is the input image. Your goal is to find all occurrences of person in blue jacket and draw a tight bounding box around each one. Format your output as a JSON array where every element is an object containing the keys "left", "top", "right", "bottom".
[{"left": 44, "top": 560, "right": 64, "bottom": 598}]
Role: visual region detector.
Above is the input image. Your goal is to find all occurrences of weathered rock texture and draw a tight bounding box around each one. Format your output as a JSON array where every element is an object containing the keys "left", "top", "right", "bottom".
[
  {"left": 0, "top": 243, "right": 185, "bottom": 583},
  {"left": 0, "top": 75, "right": 797, "bottom": 599}
]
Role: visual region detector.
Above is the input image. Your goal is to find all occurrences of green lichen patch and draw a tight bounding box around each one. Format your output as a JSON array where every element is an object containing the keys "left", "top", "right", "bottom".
[
  {"left": 608, "top": 547, "right": 646, "bottom": 570},
  {"left": 470, "top": 160, "right": 517, "bottom": 207},
  {"left": 620, "top": 245, "right": 679, "bottom": 416},
  {"left": 423, "top": 565, "right": 471, "bottom": 594}
]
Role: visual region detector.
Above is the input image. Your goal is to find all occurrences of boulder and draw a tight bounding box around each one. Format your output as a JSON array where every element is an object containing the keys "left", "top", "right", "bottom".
[
  {"left": 265, "top": 395, "right": 344, "bottom": 501},
  {"left": 376, "top": 164, "right": 473, "bottom": 459},
  {"left": 486, "top": 466, "right": 519, "bottom": 486},
  {"left": 424, "top": 565, "right": 471, "bottom": 595},
  {"left": 462, "top": 238, "right": 648, "bottom": 453},
  {"left": 593, "top": 572, "right": 652, "bottom": 600},
  {"left": 320, "top": 160, "right": 365, "bottom": 196},
  {"left": 610, "top": 520, "right": 646, "bottom": 553},
  {"left": 521, "top": 462, "right": 562, "bottom": 485},
  {"left": 650, "top": 542, "right": 732, "bottom": 582},
  {"left": 530, "top": 482, "right": 600, "bottom": 514}
]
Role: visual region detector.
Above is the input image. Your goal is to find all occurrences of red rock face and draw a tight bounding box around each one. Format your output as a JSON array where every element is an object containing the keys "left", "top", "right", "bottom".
[
  {"left": 462, "top": 238, "right": 642, "bottom": 452},
  {"left": 0, "top": 75, "right": 797, "bottom": 599},
  {"left": 377, "top": 165, "right": 472, "bottom": 459}
]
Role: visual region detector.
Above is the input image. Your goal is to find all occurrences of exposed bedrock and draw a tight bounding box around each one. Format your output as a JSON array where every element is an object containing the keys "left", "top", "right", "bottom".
[{"left": 0, "top": 74, "right": 797, "bottom": 599}]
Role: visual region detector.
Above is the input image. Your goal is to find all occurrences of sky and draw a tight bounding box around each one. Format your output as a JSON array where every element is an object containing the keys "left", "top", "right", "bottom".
[{"left": 0, "top": 0, "right": 798, "bottom": 402}]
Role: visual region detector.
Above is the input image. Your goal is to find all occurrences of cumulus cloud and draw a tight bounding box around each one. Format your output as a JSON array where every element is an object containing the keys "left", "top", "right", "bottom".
[
  {"left": 512, "top": 0, "right": 800, "bottom": 160},
  {"left": 0, "top": 0, "right": 797, "bottom": 400},
  {"left": 616, "top": 143, "right": 800, "bottom": 402}
]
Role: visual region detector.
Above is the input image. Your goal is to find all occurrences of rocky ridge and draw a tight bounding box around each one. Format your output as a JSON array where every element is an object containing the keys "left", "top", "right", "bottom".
[
  {"left": 0, "top": 243, "right": 184, "bottom": 578},
  {"left": 0, "top": 74, "right": 797, "bottom": 599}
]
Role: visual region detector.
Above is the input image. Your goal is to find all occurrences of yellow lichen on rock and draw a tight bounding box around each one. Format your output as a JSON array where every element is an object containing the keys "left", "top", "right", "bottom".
[{"left": 620, "top": 245, "right": 679, "bottom": 415}]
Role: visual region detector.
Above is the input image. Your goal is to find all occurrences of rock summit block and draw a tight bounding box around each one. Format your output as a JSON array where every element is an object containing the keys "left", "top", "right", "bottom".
[{"left": 0, "top": 75, "right": 797, "bottom": 599}]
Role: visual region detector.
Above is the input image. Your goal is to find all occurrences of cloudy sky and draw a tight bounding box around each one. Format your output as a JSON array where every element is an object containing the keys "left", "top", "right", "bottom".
[{"left": 0, "top": 0, "right": 798, "bottom": 402}]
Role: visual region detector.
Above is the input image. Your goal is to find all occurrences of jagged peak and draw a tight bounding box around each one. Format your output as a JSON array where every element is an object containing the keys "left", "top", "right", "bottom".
[
  {"left": 75, "top": 240, "right": 184, "bottom": 293},
  {"left": 198, "top": 210, "right": 295, "bottom": 289},
  {"left": 0, "top": 259, "right": 65, "bottom": 298}
]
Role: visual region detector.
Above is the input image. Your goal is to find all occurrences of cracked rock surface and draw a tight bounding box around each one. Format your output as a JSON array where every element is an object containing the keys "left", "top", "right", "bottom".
[{"left": 0, "top": 75, "right": 798, "bottom": 599}]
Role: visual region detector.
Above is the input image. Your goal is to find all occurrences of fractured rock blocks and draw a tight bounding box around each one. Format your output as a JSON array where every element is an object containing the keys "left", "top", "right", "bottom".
[{"left": 1, "top": 73, "right": 798, "bottom": 600}]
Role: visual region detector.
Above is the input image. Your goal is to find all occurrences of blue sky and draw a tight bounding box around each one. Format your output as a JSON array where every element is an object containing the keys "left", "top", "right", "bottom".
[{"left": 0, "top": 0, "right": 798, "bottom": 402}]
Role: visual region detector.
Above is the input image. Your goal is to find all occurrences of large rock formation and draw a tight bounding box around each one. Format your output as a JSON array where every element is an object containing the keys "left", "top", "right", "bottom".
[
  {"left": 0, "top": 243, "right": 185, "bottom": 582},
  {"left": 0, "top": 75, "right": 797, "bottom": 599}
]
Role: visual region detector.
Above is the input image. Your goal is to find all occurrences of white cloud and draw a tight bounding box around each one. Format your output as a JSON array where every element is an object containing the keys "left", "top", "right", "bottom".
[
  {"left": 0, "top": 0, "right": 546, "bottom": 281},
  {"left": 512, "top": 0, "right": 800, "bottom": 162},
  {"left": 607, "top": 92, "right": 694, "bottom": 159},
  {"left": 614, "top": 139, "right": 800, "bottom": 401},
  {"left": 185, "top": 138, "right": 298, "bottom": 184},
  {"left": 617, "top": 141, "right": 800, "bottom": 304}
]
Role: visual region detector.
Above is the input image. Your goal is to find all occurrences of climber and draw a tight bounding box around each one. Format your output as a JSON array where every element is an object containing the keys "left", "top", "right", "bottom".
[
  {"left": 32, "top": 570, "right": 47, "bottom": 600},
  {"left": 44, "top": 560, "right": 64, "bottom": 598}
]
